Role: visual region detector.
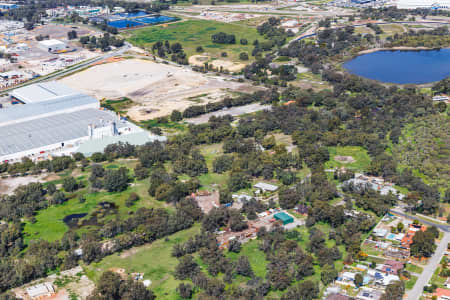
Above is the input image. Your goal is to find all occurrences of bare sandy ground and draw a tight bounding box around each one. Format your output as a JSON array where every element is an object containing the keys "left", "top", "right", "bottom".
[
  {"left": 189, "top": 55, "right": 246, "bottom": 72},
  {"left": 60, "top": 59, "right": 253, "bottom": 120},
  {"left": 185, "top": 103, "right": 271, "bottom": 124},
  {"left": 0, "top": 174, "right": 49, "bottom": 195}
]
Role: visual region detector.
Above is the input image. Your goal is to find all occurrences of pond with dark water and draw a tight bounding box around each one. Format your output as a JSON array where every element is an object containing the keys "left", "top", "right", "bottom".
[
  {"left": 63, "top": 213, "right": 87, "bottom": 228},
  {"left": 343, "top": 49, "right": 450, "bottom": 84}
]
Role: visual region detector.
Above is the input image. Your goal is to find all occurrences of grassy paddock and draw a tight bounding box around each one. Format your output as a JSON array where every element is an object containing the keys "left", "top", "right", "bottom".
[
  {"left": 24, "top": 179, "right": 170, "bottom": 243},
  {"left": 126, "top": 19, "right": 266, "bottom": 61},
  {"left": 325, "top": 146, "right": 371, "bottom": 171},
  {"left": 84, "top": 225, "right": 200, "bottom": 299}
]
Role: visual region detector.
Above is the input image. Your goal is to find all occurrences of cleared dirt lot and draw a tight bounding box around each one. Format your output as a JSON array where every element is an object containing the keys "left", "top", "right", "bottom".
[
  {"left": 60, "top": 58, "right": 254, "bottom": 120},
  {"left": 186, "top": 103, "right": 271, "bottom": 125}
]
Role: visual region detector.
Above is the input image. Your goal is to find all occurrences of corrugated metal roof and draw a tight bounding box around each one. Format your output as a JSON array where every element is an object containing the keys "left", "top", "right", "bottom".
[
  {"left": 76, "top": 131, "right": 166, "bottom": 156},
  {"left": 0, "top": 93, "right": 98, "bottom": 125},
  {"left": 0, "top": 108, "right": 128, "bottom": 156},
  {"left": 11, "top": 81, "right": 78, "bottom": 103}
]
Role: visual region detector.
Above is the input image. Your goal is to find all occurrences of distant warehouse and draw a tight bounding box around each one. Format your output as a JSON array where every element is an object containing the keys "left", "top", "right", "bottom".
[
  {"left": 0, "top": 82, "right": 165, "bottom": 163},
  {"left": 396, "top": 0, "right": 450, "bottom": 9}
]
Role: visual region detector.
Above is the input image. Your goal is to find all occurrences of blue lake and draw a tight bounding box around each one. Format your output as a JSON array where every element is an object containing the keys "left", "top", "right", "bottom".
[{"left": 343, "top": 49, "right": 450, "bottom": 84}]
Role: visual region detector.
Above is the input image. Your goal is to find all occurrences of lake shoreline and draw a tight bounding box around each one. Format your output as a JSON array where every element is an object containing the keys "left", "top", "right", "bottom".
[
  {"left": 344, "top": 48, "right": 450, "bottom": 85},
  {"left": 358, "top": 46, "right": 450, "bottom": 55}
]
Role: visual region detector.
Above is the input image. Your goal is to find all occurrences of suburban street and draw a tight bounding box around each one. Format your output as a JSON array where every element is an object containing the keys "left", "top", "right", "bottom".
[
  {"left": 390, "top": 209, "right": 450, "bottom": 300},
  {"left": 406, "top": 232, "right": 450, "bottom": 300}
]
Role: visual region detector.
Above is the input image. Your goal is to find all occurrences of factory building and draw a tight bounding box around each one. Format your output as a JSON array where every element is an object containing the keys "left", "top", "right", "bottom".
[
  {"left": 0, "top": 82, "right": 165, "bottom": 163},
  {"left": 396, "top": 0, "right": 450, "bottom": 9},
  {"left": 38, "top": 39, "right": 66, "bottom": 52},
  {"left": 11, "top": 81, "right": 79, "bottom": 104}
]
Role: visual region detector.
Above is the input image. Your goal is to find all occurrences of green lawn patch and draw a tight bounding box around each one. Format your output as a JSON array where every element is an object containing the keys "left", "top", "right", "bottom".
[
  {"left": 227, "top": 239, "right": 268, "bottom": 278},
  {"left": 405, "top": 275, "right": 418, "bottom": 290},
  {"left": 24, "top": 180, "right": 170, "bottom": 243},
  {"left": 406, "top": 264, "right": 423, "bottom": 274},
  {"left": 325, "top": 146, "right": 371, "bottom": 171},
  {"left": 126, "top": 19, "right": 267, "bottom": 61},
  {"left": 84, "top": 224, "right": 200, "bottom": 300}
]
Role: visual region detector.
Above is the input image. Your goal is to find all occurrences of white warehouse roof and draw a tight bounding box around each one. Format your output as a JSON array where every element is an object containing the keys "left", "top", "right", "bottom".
[
  {"left": 11, "top": 81, "right": 79, "bottom": 103},
  {"left": 0, "top": 108, "right": 129, "bottom": 157},
  {"left": 0, "top": 93, "right": 99, "bottom": 127},
  {"left": 397, "top": 0, "right": 450, "bottom": 9},
  {"left": 38, "top": 39, "right": 65, "bottom": 47}
]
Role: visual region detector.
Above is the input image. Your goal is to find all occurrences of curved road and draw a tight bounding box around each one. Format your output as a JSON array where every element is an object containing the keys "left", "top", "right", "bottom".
[{"left": 294, "top": 20, "right": 450, "bottom": 42}]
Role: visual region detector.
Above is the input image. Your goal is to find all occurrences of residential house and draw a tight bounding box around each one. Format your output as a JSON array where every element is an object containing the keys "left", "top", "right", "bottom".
[
  {"left": 434, "top": 288, "right": 450, "bottom": 300},
  {"left": 373, "top": 228, "right": 388, "bottom": 238},
  {"left": 254, "top": 182, "right": 278, "bottom": 192},
  {"left": 327, "top": 294, "right": 349, "bottom": 300},
  {"left": 26, "top": 282, "right": 55, "bottom": 299},
  {"left": 381, "top": 260, "right": 404, "bottom": 275},
  {"left": 357, "top": 288, "right": 383, "bottom": 300}
]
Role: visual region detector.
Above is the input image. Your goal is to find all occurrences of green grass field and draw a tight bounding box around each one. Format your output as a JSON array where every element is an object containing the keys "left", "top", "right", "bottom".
[
  {"left": 24, "top": 180, "right": 170, "bottom": 243},
  {"left": 84, "top": 225, "right": 200, "bottom": 300},
  {"left": 126, "top": 19, "right": 266, "bottom": 61},
  {"left": 325, "top": 146, "right": 371, "bottom": 171}
]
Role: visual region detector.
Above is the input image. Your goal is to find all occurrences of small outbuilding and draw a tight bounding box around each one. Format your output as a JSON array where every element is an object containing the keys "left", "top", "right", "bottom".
[
  {"left": 254, "top": 182, "right": 278, "bottom": 192},
  {"left": 273, "top": 212, "right": 294, "bottom": 225}
]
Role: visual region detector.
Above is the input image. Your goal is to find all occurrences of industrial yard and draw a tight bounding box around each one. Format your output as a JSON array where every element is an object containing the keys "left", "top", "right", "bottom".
[{"left": 60, "top": 58, "right": 255, "bottom": 120}]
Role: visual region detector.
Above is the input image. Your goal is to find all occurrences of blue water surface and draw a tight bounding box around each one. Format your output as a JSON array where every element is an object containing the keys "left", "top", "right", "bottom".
[
  {"left": 135, "top": 16, "right": 175, "bottom": 24},
  {"left": 115, "top": 11, "right": 148, "bottom": 18},
  {"left": 343, "top": 49, "right": 450, "bottom": 84}
]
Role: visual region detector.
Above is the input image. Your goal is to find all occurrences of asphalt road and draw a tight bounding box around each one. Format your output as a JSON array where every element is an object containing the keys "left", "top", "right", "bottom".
[
  {"left": 1, "top": 42, "right": 132, "bottom": 93},
  {"left": 390, "top": 209, "right": 450, "bottom": 300},
  {"left": 390, "top": 209, "right": 450, "bottom": 232},
  {"left": 406, "top": 231, "right": 450, "bottom": 300}
]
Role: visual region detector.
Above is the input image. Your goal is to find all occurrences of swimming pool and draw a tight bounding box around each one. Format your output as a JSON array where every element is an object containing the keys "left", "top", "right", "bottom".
[{"left": 386, "top": 233, "right": 396, "bottom": 240}]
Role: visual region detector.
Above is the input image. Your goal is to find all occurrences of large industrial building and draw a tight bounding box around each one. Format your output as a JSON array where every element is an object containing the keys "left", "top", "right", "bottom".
[
  {"left": 396, "top": 0, "right": 450, "bottom": 9},
  {"left": 10, "top": 81, "right": 79, "bottom": 104},
  {"left": 0, "top": 82, "right": 165, "bottom": 163}
]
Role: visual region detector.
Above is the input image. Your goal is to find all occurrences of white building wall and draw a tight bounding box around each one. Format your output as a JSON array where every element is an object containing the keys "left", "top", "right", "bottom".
[{"left": 0, "top": 135, "right": 90, "bottom": 162}]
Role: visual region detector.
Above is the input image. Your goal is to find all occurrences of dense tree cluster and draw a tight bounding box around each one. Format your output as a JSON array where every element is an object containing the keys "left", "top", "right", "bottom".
[
  {"left": 79, "top": 33, "right": 124, "bottom": 51},
  {"left": 152, "top": 40, "right": 188, "bottom": 65},
  {"left": 211, "top": 32, "right": 236, "bottom": 44},
  {"left": 88, "top": 271, "right": 155, "bottom": 300}
]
